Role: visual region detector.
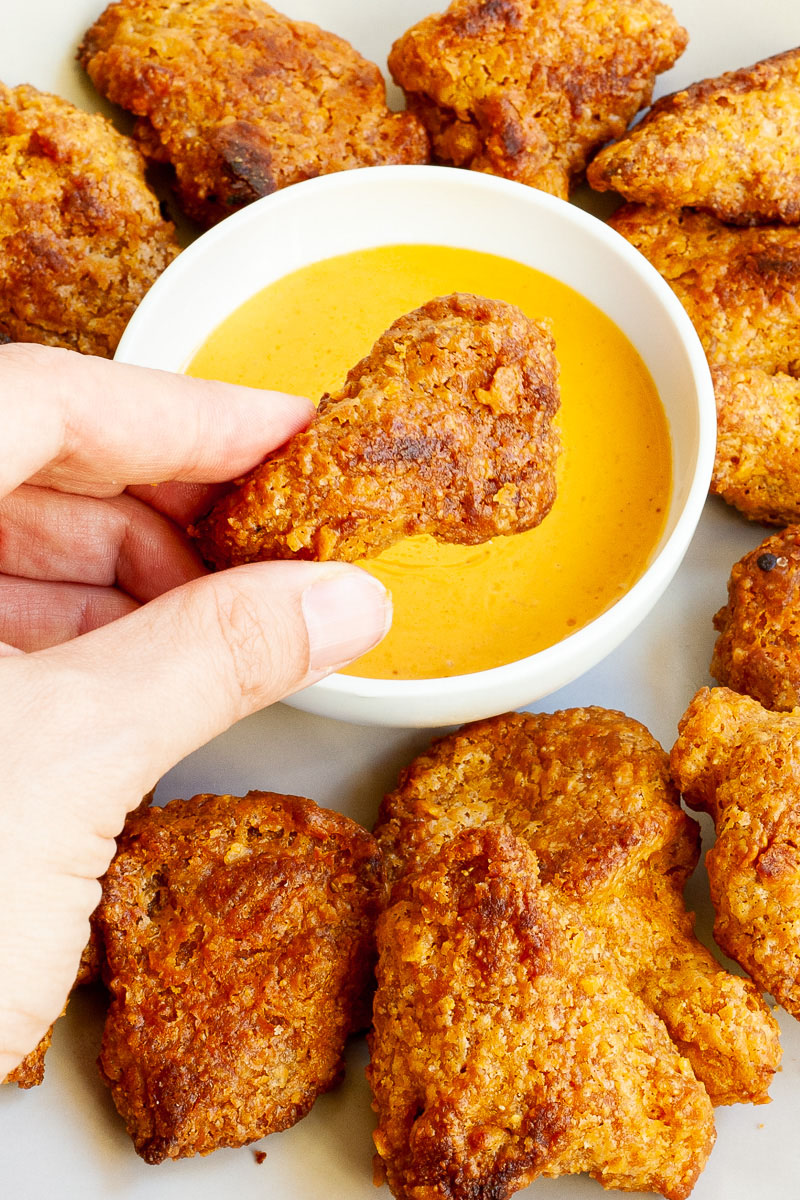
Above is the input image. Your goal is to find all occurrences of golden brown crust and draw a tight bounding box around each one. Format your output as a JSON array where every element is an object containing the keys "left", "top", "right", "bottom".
[
  {"left": 96, "top": 790, "right": 385, "bottom": 1162},
  {"left": 671, "top": 687, "right": 800, "bottom": 1019},
  {"left": 368, "top": 825, "right": 715, "bottom": 1200},
  {"left": 388, "top": 0, "right": 686, "bottom": 198},
  {"left": 374, "top": 707, "right": 781, "bottom": 1108},
  {"left": 712, "top": 526, "right": 800, "bottom": 709},
  {"left": 588, "top": 47, "right": 800, "bottom": 224},
  {"left": 4, "top": 1029, "right": 53, "bottom": 1089},
  {"left": 79, "top": 0, "right": 429, "bottom": 227},
  {"left": 192, "top": 293, "right": 561, "bottom": 567},
  {"left": 0, "top": 81, "right": 178, "bottom": 356},
  {"left": 711, "top": 365, "right": 800, "bottom": 523},
  {"left": 608, "top": 204, "right": 800, "bottom": 522}
]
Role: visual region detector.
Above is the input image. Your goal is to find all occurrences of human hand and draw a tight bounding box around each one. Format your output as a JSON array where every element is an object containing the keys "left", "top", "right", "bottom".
[{"left": 0, "top": 344, "right": 392, "bottom": 1081}]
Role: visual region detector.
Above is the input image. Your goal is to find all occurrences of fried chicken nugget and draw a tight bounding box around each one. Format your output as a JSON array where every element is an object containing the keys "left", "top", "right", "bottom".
[
  {"left": 79, "top": 0, "right": 429, "bottom": 229},
  {"left": 609, "top": 204, "right": 800, "bottom": 522},
  {"left": 192, "top": 293, "right": 561, "bottom": 568},
  {"left": 711, "top": 525, "right": 800, "bottom": 710},
  {"left": 95, "top": 790, "right": 385, "bottom": 1162},
  {"left": 588, "top": 48, "right": 800, "bottom": 225},
  {"left": 374, "top": 708, "right": 781, "bottom": 1107},
  {"left": 672, "top": 687, "right": 800, "bottom": 1019},
  {"left": 0, "top": 82, "right": 178, "bottom": 356},
  {"left": 388, "top": 0, "right": 686, "bottom": 199},
  {"left": 369, "top": 825, "right": 715, "bottom": 1200}
]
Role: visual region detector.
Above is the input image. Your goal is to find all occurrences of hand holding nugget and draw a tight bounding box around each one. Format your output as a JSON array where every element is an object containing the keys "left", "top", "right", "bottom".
[
  {"left": 193, "top": 293, "right": 561, "bottom": 568},
  {"left": 0, "top": 343, "right": 391, "bottom": 1084}
]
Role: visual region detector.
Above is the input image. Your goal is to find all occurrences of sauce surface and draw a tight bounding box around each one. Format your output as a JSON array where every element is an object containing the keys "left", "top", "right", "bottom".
[{"left": 189, "top": 244, "right": 671, "bottom": 680}]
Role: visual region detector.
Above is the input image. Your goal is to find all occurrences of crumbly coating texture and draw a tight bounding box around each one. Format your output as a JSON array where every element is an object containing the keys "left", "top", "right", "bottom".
[
  {"left": 672, "top": 687, "right": 800, "bottom": 1019},
  {"left": 5, "top": 1028, "right": 53, "bottom": 1089},
  {"left": 0, "top": 81, "right": 178, "bottom": 356},
  {"left": 192, "top": 293, "right": 561, "bottom": 567},
  {"left": 588, "top": 48, "right": 800, "bottom": 224},
  {"left": 79, "top": 0, "right": 429, "bottom": 228},
  {"left": 374, "top": 707, "right": 780, "bottom": 1107},
  {"left": 711, "top": 365, "right": 800, "bottom": 524},
  {"left": 369, "top": 825, "right": 715, "bottom": 1200},
  {"left": 388, "top": 0, "right": 686, "bottom": 199},
  {"left": 711, "top": 525, "right": 800, "bottom": 709},
  {"left": 96, "top": 790, "right": 385, "bottom": 1162},
  {"left": 609, "top": 204, "right": 800, "bottom": 521}
]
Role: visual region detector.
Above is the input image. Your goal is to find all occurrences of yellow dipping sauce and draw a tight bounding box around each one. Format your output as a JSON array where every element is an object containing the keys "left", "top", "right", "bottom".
[{"left": 188, "top": 244, "right": 671, "bottom": 680}]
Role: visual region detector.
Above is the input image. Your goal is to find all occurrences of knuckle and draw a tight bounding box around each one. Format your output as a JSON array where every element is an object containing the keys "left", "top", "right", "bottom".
[{"left": 207, "top": 576, "right": 302, "bottom": 710}]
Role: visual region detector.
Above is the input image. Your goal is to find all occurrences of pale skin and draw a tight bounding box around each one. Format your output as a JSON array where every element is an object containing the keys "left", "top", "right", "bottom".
[{"left": 0, "top": 343, "right": 392, "bottom": 1082}]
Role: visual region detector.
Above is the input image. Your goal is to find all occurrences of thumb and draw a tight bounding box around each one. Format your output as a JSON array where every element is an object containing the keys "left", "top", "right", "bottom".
[
  {"left": 0, "top": 561, "right": 390, "bottom": 1076},
  {"left": 18, "top": 561, "right": 391, "bottom": 852}
]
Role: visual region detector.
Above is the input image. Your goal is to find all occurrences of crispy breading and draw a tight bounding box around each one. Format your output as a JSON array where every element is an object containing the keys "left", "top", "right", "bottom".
[
  {"left": 96, "top": 790, "right": 385, "bottom": 1162},
  {"left": 369, "top": 825, "right": 715, "bottom": 1200},
  {"left": 588, "top": 48, "right": 800, "bottom": 224},
  {"left": 192, "top": 293, "right": 561, "bottom": 568},
  {"left": 4, "top": 1029, "right": 53, "bottom": 1090},
  {"left": 388, "top": 0, "right": 686, "bottom": 199},
  {"left": 711, "top": 365, "right": 800, "bottom": 524},
  {"left": 0, "top": 82, "right": 178, "bottom": 356},
  {"left": 374, "top": 708, "right": 781, "bottom": 1107},
  {"left": 609, "top": 204, "right": 800, "bottom": 521},
  {"left": 79, "top": 0, "right": 429, "bottom": 228},
  {"left": 672, "top": 687, "right": 800, "bottom": 1020},
  {"left": 712, "top": 526, "right": 800, "bottom": 709}
]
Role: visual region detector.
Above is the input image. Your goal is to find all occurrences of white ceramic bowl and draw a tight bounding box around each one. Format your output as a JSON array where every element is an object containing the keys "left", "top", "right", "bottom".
[{"left": 117, "top": 165, "right": 715, "bottom": 728}]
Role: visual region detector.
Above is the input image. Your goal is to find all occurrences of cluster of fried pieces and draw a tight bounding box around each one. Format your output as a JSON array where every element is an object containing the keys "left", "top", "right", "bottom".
[
  {"left": 2, "top": 0, "right": 800, "bottom": 536},
  {"left": 5, "top": 1, "right": 800, "bottom": 1197},
  {"left": 8, "top": 694, "right": 800, "bottom": 1200}
]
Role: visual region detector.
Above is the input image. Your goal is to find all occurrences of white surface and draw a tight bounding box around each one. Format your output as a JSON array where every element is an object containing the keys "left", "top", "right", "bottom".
[
  {"left": 116, "top": 165, "right": 715, "bottom": 726},
  {"left": 2, "top": 2, "right": 800, "bottom": 1198}
]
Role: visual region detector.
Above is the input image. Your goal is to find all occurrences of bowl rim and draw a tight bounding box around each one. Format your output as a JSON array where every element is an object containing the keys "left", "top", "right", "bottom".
[{"left": 117, "top": 164, "right": 716, "bottom": 722}]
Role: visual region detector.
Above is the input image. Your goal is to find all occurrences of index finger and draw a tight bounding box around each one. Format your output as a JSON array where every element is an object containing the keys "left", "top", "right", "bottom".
[{"left": 0, "top": 343, "right": 314, "bottom": 501}]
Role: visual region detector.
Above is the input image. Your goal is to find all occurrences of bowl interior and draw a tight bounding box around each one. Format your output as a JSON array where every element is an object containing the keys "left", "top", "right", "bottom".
[{"left": 117, "top": 165, "right": 715, "bottom": 726}]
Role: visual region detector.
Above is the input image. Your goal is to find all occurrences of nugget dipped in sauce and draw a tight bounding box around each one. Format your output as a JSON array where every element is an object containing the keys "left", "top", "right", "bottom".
[
  {"left": 374, "top": 707, "right": 781, "bottom": 1108},
  {"left": 388, "top": 0, "right": 687, "bottom": 199},
  {"left": 193, "top": 293, "right": 561, "bottom": 568},
  {"left": 672, "top": 687, "right": 800, "bottom": 1021},
  {"left": 79, "top": 0, "right": 429, "bottom": 228},
  {"left": 95, "top": 790, "right": 385, "bottom": 1162},
  {"left": 0, "top": 82, "right": 178, "bottom": 355},
  {"left": 609, "top": 204, "right": 800, "bottom": 522},
  {"left": 588, "top": 48, "right": 800, "bottom": 225},
  {"left": 369, "top": 825, "right": 716, "bottom": 1200}
]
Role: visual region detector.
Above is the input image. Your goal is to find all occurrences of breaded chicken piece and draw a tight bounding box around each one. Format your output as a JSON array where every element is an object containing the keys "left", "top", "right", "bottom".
[
  {"left": 711, "top": 365, "right": 800, "bottom": 524},
  {"left": 588, "top": 48, "right": 800, "bottom": 225},
  {"left": 609, "top": 204, "right": 800, "bottom": 521},
  {"left": 369, "top": 825, "right": 715, "bottom": 1200},
  {"left": 672, "top": 687, "right": 800, "bottom": 1020},
  {"left": 388, "top": 0, "right": 686, "bottom": 199},
  {"left": 712, "top": 526, "right": 800, "bottom": 709},
  {"left": 374, "top": 708, "right": 781, "bottom": 1107},
  {"left": 79, "top": 0, "right": 429, "bottom": 228},
  {"left": 96, "top": 790, "right": 385, "bottom": 1162},
  {"left": 192, "top": 293, "right": 561, "bottom": 568},
  {"left": 0, "top": 82, "right": 178, "bottom": 356}
]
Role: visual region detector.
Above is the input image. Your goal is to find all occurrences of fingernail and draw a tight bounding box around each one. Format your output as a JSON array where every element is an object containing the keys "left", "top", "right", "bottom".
[{"left": 302, "top": 569, "right": 392, "bottom": 673}]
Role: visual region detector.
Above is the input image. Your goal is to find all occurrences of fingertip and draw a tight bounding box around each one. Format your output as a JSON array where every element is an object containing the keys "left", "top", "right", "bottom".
[{"left": 300, "top": 566, "right": 393, "bottom": 673}]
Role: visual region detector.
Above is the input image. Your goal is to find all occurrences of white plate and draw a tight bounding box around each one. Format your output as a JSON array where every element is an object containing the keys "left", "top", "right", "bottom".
[{"left": 2, "top": 3, "right": 799, "bottom": 1198}]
